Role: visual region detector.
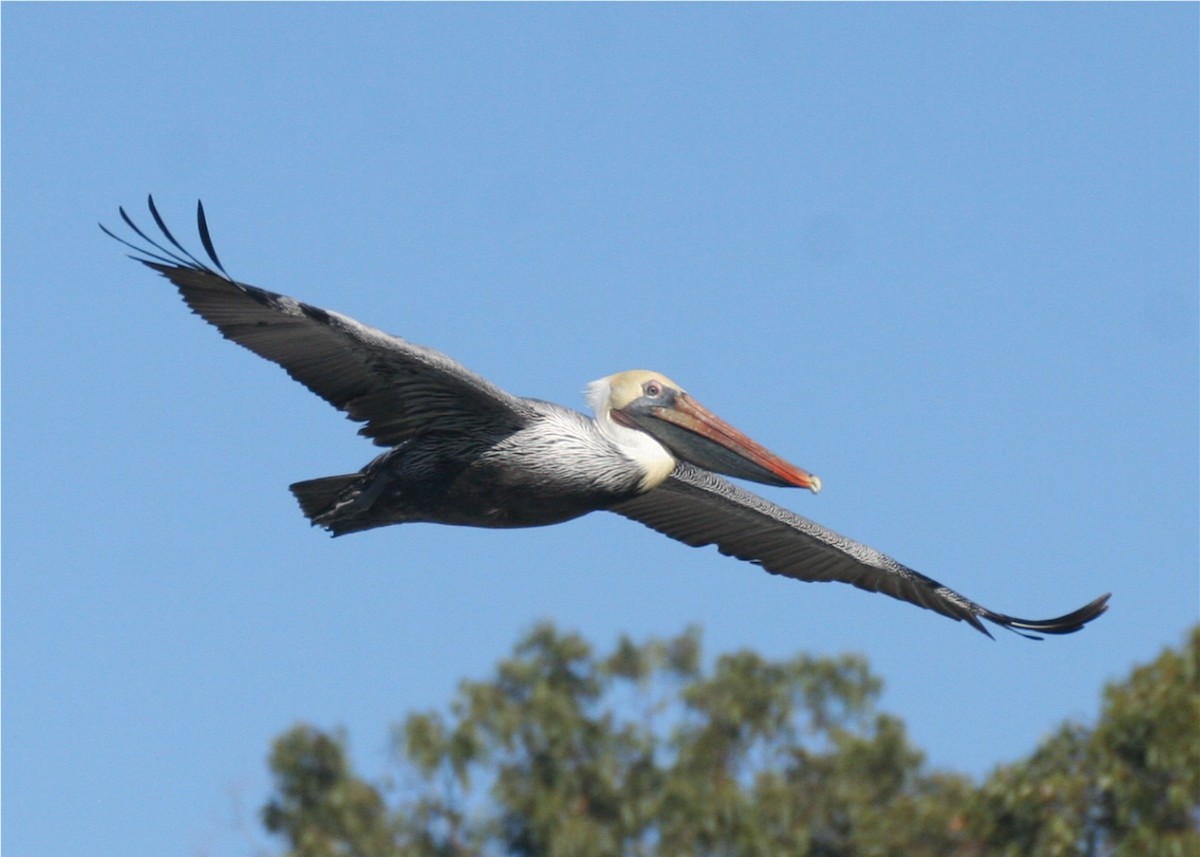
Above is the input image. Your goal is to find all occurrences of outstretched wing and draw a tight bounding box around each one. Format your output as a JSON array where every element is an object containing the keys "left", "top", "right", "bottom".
[
  {"left": 610, "top": 462, "right": 1110, "bottom": 638},
  {"left": 103, "top": 197, "right": 535, "bottom": 445}
]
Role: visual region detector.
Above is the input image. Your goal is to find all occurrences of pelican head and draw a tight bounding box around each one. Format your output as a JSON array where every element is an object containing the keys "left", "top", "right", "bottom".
[{"left": 588, "top": 370, "right": 821, "bottom": 493}]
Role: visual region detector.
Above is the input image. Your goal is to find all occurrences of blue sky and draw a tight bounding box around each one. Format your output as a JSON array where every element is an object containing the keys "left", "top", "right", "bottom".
[{"left": 3, "top": 5, "right": 1196, "bottom": 856}]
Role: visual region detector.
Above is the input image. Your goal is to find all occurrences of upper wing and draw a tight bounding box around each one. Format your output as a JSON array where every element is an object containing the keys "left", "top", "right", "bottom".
[
  {"left": 609, "top": 463, "right": 1110, "bottom": 638},
  {"left": 103, "top": 197, "right": 535, "bottom": 445}
]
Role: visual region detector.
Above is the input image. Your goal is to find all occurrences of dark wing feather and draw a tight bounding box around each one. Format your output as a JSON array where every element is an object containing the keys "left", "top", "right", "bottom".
[
  {"left": 103, "top": 197, "right": 535, "bottom": 445},
  {"left": 610, "top": 463, "right": 1110, "bottom": 638}
]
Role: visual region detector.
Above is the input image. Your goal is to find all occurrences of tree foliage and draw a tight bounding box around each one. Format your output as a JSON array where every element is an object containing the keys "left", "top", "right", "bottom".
[
  {"left": 971, "top": 625, "right": 1199, "bottom": 857},
  {"left": 262, "top": 625, "right": 1198, "bottom": 857}
]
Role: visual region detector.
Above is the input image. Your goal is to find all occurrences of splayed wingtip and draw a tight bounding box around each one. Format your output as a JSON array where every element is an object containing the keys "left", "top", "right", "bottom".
[{"left": 984, "top": 592, "right": 1111, "bottom": 640}]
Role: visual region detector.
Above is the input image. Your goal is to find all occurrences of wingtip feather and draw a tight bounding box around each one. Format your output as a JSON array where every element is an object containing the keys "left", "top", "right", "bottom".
[
  {"left": 102, "top": 196, "right": 232, "bottom": 280},
  {"left": 196, "top": 199, "right": 231, "bottom": 278},
  {"left": 985, "top": 592, "right": 1111, "bottom": 639}
]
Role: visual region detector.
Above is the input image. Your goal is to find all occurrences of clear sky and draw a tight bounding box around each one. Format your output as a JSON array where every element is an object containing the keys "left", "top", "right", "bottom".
[{"left": 3, "top": 5, "right": 1196, "bottom": 856}]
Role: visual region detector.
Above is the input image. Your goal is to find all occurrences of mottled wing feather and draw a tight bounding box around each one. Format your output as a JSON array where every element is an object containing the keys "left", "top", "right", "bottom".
[
  {"left": 109, "top": 199, "right": 534, "bottom": 445},
  {"left": 610, "top": 463, "right": 1110, "bottom": 638}
]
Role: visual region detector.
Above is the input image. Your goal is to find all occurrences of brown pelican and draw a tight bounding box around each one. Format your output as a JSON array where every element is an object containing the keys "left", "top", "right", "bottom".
[{"left": 103, "top": 198, "right": 1110, "bottom": 639}]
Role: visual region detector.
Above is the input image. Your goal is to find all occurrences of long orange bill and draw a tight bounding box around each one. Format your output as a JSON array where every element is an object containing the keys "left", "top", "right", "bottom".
[{"left": 648, "top": 394, "right": 821, "bottom": 492}]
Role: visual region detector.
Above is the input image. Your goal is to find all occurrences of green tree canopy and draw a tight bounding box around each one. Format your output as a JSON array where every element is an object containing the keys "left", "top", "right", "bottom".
[
  {"left": 973, "top": 625, "right": 1199, "bottom": 857},
  {"left": 262, "top": 625, "right": 1198, "bottom": 857}
]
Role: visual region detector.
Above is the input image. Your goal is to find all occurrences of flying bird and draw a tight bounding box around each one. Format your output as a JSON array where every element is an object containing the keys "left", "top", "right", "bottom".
[{"left": 103, "top": 198, "right": 1110, "bottom": 639}]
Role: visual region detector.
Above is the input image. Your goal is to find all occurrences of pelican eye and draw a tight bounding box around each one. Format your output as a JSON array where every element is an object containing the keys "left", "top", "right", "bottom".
[{"left": 643, "top": 380, "right": 664, "bottom": 398}]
